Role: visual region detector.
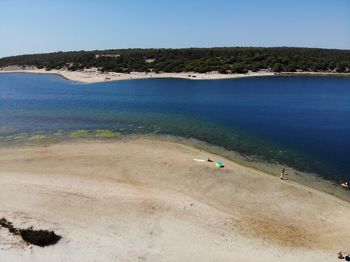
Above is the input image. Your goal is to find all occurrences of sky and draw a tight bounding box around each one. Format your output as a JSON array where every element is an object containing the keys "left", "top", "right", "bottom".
[{"left": 0, "top": 0, "right": 349, "bottom": 57}]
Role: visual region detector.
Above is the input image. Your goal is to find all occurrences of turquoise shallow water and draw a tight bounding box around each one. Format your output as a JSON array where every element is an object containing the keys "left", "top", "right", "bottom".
[{"left": 1, "top": 73, "right": 350, "bottom": 183}]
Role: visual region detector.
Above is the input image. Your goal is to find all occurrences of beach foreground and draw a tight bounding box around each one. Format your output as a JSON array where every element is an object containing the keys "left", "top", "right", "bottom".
[{"left": 0, "top": 138, "right": 349, "bottom": 261}]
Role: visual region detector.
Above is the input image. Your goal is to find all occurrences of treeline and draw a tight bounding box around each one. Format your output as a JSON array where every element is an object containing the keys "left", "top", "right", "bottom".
[{"left": 1, "top": 47, "right": 350, "bottom": 73}]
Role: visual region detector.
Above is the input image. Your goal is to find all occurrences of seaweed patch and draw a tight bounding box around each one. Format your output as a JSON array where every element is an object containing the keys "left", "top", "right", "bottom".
[{"left": 0, "top": 218, "right": 61, "bottom": 247}]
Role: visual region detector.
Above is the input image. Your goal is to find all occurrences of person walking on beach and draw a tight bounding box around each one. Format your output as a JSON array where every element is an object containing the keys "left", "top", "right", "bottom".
[{"left": 280, "top": 168, "right": 285, "bottom": 180}]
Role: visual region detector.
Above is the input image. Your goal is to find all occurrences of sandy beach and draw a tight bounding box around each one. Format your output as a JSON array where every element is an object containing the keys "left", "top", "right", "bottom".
[
  {"left": 1, "top": 67, "right": 349, "bottom": 84},
  {"left": 0, "top": 67, "right": 275, "bottom": 83},
  {"left": 0, "top": 137, "right": 349, "bottom": 261}
]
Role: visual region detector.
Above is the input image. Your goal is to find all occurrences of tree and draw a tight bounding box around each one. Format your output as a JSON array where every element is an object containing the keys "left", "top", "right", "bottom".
[
  {"left": 231, "top": 65, "right": 248, "bottom": 74},
  {"left": 286, "top": 63, "right": 297, "bottom": 72},
  {"left": 218, "top": 65, "right": 230, "bottom": 74},
  {"left": 272, "top": 63, "right": 283, "bottom": 72},
  {"left": 336, "top": 63, "right": 346, "bottom": 73},
  {"left": 1, "top": 47, "right": 350, "bottom": 74}
]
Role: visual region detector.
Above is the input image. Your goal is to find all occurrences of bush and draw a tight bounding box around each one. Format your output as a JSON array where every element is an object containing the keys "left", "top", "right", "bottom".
[
  {"left": 336, "top": 63, "right": 346, "bottom": 73},
  {"left": 272, "top": 63, "right": 283, "bottom": 72},
  {"left": 231, "top": 65, "right": 248, "bottom": 74}
]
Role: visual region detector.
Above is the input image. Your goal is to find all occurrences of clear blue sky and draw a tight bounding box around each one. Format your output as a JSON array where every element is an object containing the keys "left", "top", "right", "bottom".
[{"left": 0, "top": 0, "right": 349, "bottom": 57}]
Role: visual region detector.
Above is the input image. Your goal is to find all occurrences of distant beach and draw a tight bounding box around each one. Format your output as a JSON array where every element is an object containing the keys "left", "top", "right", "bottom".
[
  {"left": 1, "top": 67, "right": 350, "bottom": 84},
  {"left": 0, "top": 67, "right": 275, "bottom": 83}
]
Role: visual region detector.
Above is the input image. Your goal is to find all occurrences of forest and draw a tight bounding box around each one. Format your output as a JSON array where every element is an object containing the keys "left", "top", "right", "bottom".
[{"left": 0, "top": 47, "right": 349, "bottom": 74}]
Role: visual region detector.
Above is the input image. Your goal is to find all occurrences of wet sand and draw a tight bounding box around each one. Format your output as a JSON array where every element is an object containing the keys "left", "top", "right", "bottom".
[{"left": 0, "top": 137, "right": 349, "bottom": 261}]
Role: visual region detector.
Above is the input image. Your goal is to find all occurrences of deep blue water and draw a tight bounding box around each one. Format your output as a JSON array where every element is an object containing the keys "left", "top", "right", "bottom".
[{"left": 1, "top": 73, "right": 350, "bottom": 182}]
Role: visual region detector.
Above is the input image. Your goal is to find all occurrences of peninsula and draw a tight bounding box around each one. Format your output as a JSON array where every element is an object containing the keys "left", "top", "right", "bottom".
[{"left": 1, "top": 47, "right": 349, "bottom": 83}]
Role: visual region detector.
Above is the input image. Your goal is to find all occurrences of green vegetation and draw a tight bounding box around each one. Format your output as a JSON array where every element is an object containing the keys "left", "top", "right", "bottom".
[
  {"left": 1, "top": 47, "right": 349, "bottom": 73},
  {"left": 70, "top": 130, "right": 90, "bottom": 138},
  {"left": 70, "top": 129, "right": 120, "bottom": 138},
  {"left": 94, "top": 129, "right": 120, "bottom": 138}
]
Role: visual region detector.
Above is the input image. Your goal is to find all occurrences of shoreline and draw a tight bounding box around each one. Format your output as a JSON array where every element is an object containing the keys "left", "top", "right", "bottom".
[
  {"left": 1, "top": 131, "right": 349, "bottom": 203},
  {"left": 1, "top": 67, "right": 349, "bottom": 84},
  {"left": 0, "top": 68, "right": 275, "bottom": 83},
  {"left": 1, "top": 137, "right": 350, "bottom": 261},
  {"left": 147, "top": 135, "right": 350, "bottom": 204}
]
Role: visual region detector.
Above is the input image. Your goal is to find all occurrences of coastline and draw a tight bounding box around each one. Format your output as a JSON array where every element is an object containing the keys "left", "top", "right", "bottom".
[
  {"left": 0, "top": 67, "right": 274, "bottom": 83},
  {"left": 277, "top": 72, "right": 350, "bottom": 78},
  {"left": 1, "top": 131, "right": 349, "bottom": 203},
  {"left": 2, "top": 67, "right": 349, "bottom": 84},
  {"left": 1, "top": 137, "right": 350, "bottom": 261},
  {"left": 1, "top": 127, "right": 350, "bottom": 201}
]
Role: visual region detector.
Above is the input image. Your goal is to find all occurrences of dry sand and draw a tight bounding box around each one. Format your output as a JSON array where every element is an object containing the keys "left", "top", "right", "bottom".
[
  {"left": 1, "top": 67, "right": 349, "bottom": 84},
  {"left": 0, "top": 137, "right": 349, "bottom": 261},
  {"left": 0, "top": 67, "right": 274, "bottom": 83}
]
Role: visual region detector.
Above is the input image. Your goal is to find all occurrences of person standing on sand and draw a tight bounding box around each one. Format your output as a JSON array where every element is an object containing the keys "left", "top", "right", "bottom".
[{"left": 280, "top": 168, "right": 285, "bottom": 179}]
